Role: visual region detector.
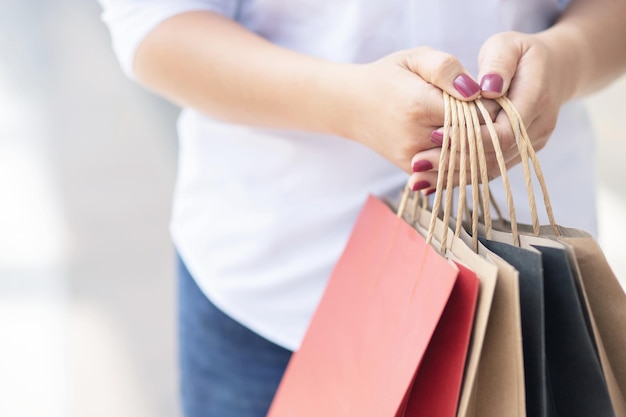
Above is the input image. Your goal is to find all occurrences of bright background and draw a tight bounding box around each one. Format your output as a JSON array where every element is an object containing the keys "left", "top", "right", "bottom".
[{"left": 0, "top": 1, "right": 624, "bottom": 416}]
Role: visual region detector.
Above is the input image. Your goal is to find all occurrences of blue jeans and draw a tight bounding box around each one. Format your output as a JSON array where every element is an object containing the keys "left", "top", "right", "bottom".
[{"left": 178, "top": 256, "right": 293, "bottom": 417}]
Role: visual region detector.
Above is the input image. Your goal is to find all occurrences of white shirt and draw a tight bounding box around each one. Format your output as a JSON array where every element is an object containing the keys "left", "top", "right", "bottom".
[{"left": 99, "top": 0, "right": 596, "bottom": 350}]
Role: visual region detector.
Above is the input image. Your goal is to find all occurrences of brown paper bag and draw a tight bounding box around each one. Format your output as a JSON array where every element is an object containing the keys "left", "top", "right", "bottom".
[
  {"left": 560, "top": 233, "right": 626, "bottom": 403},
  {"left": 401, "top": 94, "right": 526, "bottom": 417},
  {"left": 479, "top": 96, "right": 626, "bottom": 417},
  {"left": 484, "top": 225, "right": 621, "bottom": 417},
  {"left": 508, "top": 223, "right": 626, "bottom": 417},
  {"left": 407, "top": 196, "right": 525, "bottom": 417}
]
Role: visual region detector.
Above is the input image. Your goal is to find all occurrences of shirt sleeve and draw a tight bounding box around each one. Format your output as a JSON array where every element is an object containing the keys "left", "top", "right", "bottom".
[{"left": 98, "top": 0, "right": 238, "bottom": 78}]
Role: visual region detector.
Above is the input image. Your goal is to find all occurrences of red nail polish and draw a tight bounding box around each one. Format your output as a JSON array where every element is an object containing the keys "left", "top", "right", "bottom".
[
  {"left": 424, "top": 188, "right": 436, "bottom": 196},
  {"left": 412, "top": 160, "right": 433, "bottom": 172},
  {"left": 480, "top": 74, "right": 503, "bottom": 94},
  {"left": 412, "top": 180, "right": 430, "bottom": 191},
  {"left": 453, "top": 74, "right": 480, "bottom": 98},
  {"left": 430, "top": 130, "right": 444, "bottom": 146}
]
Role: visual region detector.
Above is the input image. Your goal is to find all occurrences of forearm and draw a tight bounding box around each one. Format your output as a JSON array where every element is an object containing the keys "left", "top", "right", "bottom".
[
  {"left": 132, "top": 10, "right": 486, "bottom": 173},
  {"left": 133, "top": 11, "right": 352, "bottom": 135},
  {"left": 538, "top": 0, "right": 626, "bottom": 101}
]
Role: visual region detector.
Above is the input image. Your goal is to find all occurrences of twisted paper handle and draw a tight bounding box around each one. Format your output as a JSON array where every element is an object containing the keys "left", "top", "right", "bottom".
[{"left": 398, "top": 93, "right": 559, "bottom": 252}]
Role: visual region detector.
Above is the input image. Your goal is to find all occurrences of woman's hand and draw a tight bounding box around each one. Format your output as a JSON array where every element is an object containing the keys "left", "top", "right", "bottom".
[
  {"left": 407, "top": 0, "right": 626, "bottom": 193},
  {"left": 407, "top": 30, "right": 583, "bottom": 191},
  {"left": 333, "top": 47, "right": 481, "bottom": 175}
]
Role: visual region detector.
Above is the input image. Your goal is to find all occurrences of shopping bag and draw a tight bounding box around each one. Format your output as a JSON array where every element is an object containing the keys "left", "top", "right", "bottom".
[
  {"left": 267, "top": 195, "right": 464, "bottom": 417},
  {"left": 511, "top": 223, "right": 626, "bottom": 416},
  {"left": 408, "top": 193, "right": 524, "bottom": 417},
  {"left": 396, "top": 192, "right": 485, "bottom": 417},
  {"left": 512, "top": 219, "right": 626, "bottom": 413},
  {"left": 559, "top": 233, "right": 626, "bottom": 403},
  {"left": 465, "top": 245, "right": 525, "bottom": 417},
  {"left": 538, "top": 243, "right": 614, "bottom": 417},
  {"left": 405, "top": 95, "right": 526, "bottom": 417},
  {"left": 486, "top": 226, "right": 619, "bottom": 417},
  {"left": 479, "top": 238, "right": 547, "bottom": 417},
  {"left": 473, "top": 96, "right": 621, "bottom": 417},
  {"left": 402, "top": 261, "right": 479, "bottom": 417}
]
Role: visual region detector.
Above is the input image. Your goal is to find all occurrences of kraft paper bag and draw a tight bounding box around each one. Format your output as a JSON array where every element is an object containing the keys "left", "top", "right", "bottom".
[
  {"left": 488, "top": 219, "right": 626, "bottom": 417},
  {"left": 412, "top": 202, "right": 525, "bottom": 417},
  {"left": 475, "top": 94, "right": 623, "bottom": 417},
  {"left": 487, "top": 225, "right": 620, "bottom": 417},
  {"left": 557, "top": 229, "right": 626, "bottom": 408},
  {"left": 510, "top": 223, "right": 626, "bottom": 417},
  {"left": 479, "top": 237, "right": 548, "bottom": 417},
  {"left": 537, "top": 244, "right": 614, "bottom": 417}
]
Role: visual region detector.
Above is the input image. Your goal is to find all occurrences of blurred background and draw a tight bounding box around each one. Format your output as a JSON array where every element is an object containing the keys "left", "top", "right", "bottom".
[{"left": 0, "top": 1, "right": 624, "bottom": 416}]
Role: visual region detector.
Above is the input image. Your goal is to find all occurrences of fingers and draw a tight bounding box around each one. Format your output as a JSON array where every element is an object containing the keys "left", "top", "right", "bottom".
[
  {"left": 408, "top": 171, "right": 465, "bottom": 196},
  {"left": 410, "top": 126, "right": 521, "bottom": 180},
  {"left": 477, "top": 33, "right": 521, "bottom": 99},
  {"left": 408, "top": 171, "right": 439, "bottom": 194},
  {"left": 408, "top": 32, "right": 555, "bottom": 196},
  {"left": 411, "top": 148, "right": 445, "bottom": 172},
  {"left": 402, "top": 47, "right": 481, "bottom": 101}
]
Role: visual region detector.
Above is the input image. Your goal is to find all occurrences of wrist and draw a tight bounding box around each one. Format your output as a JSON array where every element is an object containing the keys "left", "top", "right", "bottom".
[
  {"left": 303, "top": 61, "right": 366, "bottom": 140},
  {"left": 535, "top": 24, "right": 590, "bottom": 103}
]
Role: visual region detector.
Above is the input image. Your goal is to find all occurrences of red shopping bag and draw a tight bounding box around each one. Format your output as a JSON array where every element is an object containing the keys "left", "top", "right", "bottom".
[
  {"left": 403, "top": 261, "right": 479, "bottom": 417},
  {"left": 267, "top": 195, "right": 472, "bottom": 417}
]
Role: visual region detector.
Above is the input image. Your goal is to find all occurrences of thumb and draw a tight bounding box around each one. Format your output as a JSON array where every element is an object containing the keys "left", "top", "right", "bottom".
[
  {"left": 478, "top": 33, "right": 521, "bottom": 99},
  {"left": 403, "top": 47, "right": 481, "bottom": 101}
]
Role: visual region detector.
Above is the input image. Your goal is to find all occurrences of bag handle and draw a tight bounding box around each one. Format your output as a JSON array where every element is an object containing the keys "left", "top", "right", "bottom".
[
  {"left": 398, "top": 93, "right": 560, "bottom": 252},
  {"left": 495, "top": 96, "right": 559, "bottom": 236}
]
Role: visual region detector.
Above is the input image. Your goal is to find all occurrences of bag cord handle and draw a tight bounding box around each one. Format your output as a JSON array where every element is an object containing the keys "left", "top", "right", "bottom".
[{"left": 398, "top": 93, "right": 560, "bottom": 252}]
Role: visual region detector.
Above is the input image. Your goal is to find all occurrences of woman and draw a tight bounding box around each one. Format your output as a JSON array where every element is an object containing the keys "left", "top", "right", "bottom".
[{"left": 99, "top": 0, "right": 626, "bottom": 415}]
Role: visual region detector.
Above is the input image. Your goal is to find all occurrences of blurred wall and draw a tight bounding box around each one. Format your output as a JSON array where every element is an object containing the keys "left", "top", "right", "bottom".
[{"left": 0, "top": 1, "right": 180, "bottom": 416}]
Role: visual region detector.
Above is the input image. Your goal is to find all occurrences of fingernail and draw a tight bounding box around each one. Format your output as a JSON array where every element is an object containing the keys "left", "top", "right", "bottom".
[
  {"left": 424, "top": 188, "right": 436, "bottom": 196},
  {"left": 412, "top": 160, "right": 433, "bottom": 172},
  {"left": 480, "top": 73, "right": 503, "bottom": 94},
  {"left": 412, "top": 180, "right": 430, "bottom": 192},
  {"left": 453, "top": 74, "right": 480, "bottom": 98},
  {"left": 430, "top": 130, "right": 444, "bottom": 146}
]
